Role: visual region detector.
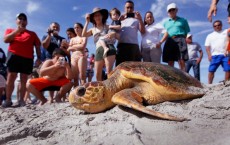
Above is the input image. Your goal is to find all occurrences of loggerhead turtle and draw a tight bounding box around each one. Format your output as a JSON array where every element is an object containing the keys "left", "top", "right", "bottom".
[{"left": 69, "top": 62, "right": 205, "bottom": 121}]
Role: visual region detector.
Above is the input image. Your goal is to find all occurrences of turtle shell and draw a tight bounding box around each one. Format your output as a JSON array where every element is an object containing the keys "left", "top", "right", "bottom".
[{"left": 108, "top": 62, "right": 204, "bottom": 100}]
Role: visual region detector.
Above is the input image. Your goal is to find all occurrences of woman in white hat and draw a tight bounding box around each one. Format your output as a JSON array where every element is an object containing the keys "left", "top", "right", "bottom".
[{"left": 82, "top": 7, "right": 116, "bottom": 81}]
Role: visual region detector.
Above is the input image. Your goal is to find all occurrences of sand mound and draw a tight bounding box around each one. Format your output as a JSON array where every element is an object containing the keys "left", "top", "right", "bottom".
[{"left": 0, "top": 82, "right": 230, "bottom": 145}]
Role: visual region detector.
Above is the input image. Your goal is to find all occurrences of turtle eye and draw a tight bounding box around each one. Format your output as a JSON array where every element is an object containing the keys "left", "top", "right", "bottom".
[{"left": 77, "top": 86, "right": 86, "bottom": 96}]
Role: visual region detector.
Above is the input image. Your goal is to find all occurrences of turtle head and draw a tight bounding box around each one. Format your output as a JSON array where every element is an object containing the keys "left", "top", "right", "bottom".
[{"left": 69, "top": 82, "right": 114, "bottom": 113}]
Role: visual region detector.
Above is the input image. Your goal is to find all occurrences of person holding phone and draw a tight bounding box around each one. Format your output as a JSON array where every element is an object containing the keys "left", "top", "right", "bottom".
[{"left": 116, "top": 0, "right": 145, "bottom": 66}]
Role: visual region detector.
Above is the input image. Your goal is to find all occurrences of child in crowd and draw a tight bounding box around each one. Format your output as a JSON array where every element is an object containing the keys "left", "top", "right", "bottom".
[
  {"left": 98, "top": 8, "right": 121, "bottom": 57},
  {"left": 85, "top": 48, "right": 95, "bottom": 82}
]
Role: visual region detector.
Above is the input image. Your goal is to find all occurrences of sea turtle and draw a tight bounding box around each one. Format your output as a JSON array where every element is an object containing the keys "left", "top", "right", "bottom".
[{"left": 69, "top": 62, "right": 205, "bottom": 121}]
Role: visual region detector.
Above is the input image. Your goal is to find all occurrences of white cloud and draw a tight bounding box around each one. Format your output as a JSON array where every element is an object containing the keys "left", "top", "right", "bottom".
[
  {"left": 26, "top": 1, "right": 40, "bottom": 14},
  {"left": 72, "top": 6, "right": 79, "bottom": 11},
  {"left": 188, "top": 21, "right": 211, "bottom": 27},
  {"left": 150, "top": 0, "right": 167, "bottom": 19}
]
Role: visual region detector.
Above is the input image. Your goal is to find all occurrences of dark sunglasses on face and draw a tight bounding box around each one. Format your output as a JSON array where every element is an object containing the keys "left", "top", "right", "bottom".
[
  {"left": 168, "top": 8, "right": 176, "bottom": 12},
  {"left": 18, "top": 17, "right": 27, "bottom": 21},
  {"left": 213, "top": 24, "right": 221, "bottom": 28},
  {"left": 126, "top": 6, "right": 133, "bottom": 9}
]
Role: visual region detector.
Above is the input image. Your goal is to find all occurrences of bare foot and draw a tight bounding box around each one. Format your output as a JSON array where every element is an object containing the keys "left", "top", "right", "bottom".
[
  {"left": 103, "top": 47, "right": 109, "bottom": 57},
  {"left": 55, "top": 97, "right": 62, "bottom": 103},
  {"left": 48, "top": 99, "right": 54, "bottom": 104},
  {"left": 38, "top": 99, "right": 48, "bottom": 106}
]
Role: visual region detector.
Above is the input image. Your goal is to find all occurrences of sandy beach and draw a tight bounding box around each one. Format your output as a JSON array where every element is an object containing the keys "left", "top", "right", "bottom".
[{"left": 0, "top": 81, "right": 230, "bottom": 145}]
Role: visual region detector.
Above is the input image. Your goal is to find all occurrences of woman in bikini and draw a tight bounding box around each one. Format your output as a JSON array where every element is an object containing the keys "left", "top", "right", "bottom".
[
  {"left": 67, "top": 23, "right": 87, "bottom": 86},
  {"left": 82, "top": 7, "right": 116, "bottom": 81}
]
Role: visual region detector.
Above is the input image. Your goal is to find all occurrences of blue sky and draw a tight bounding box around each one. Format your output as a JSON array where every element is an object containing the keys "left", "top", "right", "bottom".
[{"left": 0, "top": 0, "right": 229, "bottom": 84}]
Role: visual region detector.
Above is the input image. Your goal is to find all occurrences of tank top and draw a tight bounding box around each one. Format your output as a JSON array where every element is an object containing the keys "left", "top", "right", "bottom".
[{"left": 93, "top": 26, "right": 108, "bottom": 46}]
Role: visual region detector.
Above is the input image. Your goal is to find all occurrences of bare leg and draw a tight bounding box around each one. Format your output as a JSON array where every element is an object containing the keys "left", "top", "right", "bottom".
[
  {"left": 178, "top": 59, "right": 186, "bottom": 71},
  {"left": 19, "top": 73, "right": 28, "bottom": 103},
  {"left": 6, "top": 72, "right": 17, "bottom": 102},
  {"left": 26, "top": 82, "right": 47, "bottom": 105},
  {"left": 95, "top": 60, "right": 104, "bottom": 81},
  {"left": 71, "top": 55, "right": 79, "bottom": 87},
  {"left": 99, "top": 40, "right": 109, "bottom": 57},
  {"left": 55, "top": 82, "right": 73, "bottom": 102},
  {"left": 17, "top": 82, "right": 20, "bottom": 102},
  {"left": 78, "top": 55, "right": 87, "bottom": 85},
  {"left": 208, "top": 72, "right": 214, "bottom": 84},
  {"left": 104, "top": 55, "right": 116, "bottom": 74},
  {"left": 168, "top": 61, "right": 174, "bottom": 67},
  {"left": 48, "top": 91, "right": 54, "bottom": 103},
  {"left": 0, "top": 88, "right": 3, "bottom": 105},
  {"left": 225, "top": 71, "right": 230, "bottom": 81}
]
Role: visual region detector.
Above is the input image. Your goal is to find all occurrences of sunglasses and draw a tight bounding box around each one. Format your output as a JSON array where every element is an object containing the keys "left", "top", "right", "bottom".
[
  {"left": 213, "top": 24, "right": 221, "bottom": 27},
  {"left": 168, "top": 8, "right": 176, "bottom": 12},
  {"left": 126, "top": 6, "right": 133, "bottom": 9},
  {"left": 18, "top": 17, "right": 27, "bottom": 21}
]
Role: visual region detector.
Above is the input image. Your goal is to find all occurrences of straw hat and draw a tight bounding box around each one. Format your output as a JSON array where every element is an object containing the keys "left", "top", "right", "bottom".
[{"left": 90, "top": 7, "right": 109, "bottom": 23}]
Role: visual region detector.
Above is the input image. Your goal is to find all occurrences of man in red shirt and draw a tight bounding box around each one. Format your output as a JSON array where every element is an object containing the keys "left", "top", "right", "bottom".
[{"left": 3, "top": 13, "right": 41, "bottom": 107}]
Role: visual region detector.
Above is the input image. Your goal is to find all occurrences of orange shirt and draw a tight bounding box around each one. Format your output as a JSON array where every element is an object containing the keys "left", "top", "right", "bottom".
[
  {"left": 227, "top": 29, "right": 230, "bottom": 51},
  {"left": 5, "top": 29, "right": 41, "bottom": 59}
]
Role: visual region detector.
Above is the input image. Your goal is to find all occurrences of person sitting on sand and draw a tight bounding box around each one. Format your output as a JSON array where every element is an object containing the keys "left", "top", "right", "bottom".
[{"left": 26, "top": 49, "right": 74, "bottom": 105}]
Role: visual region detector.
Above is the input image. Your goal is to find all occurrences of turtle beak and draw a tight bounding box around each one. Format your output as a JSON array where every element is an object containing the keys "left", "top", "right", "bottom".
[{"left": 76, "top": 86, "right": 86, "bottom": 97}]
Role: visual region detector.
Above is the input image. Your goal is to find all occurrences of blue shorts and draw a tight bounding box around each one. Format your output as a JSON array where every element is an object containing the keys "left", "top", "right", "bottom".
[{"left": 209, "top": 55, "right": 230, "bottom": 72}]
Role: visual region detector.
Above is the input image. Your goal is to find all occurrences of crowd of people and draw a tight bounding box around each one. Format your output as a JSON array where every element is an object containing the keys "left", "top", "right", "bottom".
[{"left": 0, "top": 0, "right": 230, "bottom": 107}]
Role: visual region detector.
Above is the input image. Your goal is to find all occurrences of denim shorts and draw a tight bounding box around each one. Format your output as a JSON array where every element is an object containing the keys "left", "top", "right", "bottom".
[{"left": 209, "top": 55, "right": 230, "bottom": 72}]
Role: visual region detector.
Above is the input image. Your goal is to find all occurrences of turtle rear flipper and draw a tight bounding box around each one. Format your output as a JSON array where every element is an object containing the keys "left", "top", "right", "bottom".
[{"left": 111, "top": 88, "right": 187, "bottom": 122}]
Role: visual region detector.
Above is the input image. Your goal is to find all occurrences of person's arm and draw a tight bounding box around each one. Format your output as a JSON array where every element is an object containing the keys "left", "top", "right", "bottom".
[
  {"left": 225, "top": 31, "right": 230, "bottom": 56},
  {"left": 35, "top": 47, "right": 42, "bottom": 66},
  {"left": 64, "top": 61, "right": 74, "bottom": 79},
  {"left": 39, "top": 60, "right": 56, "bottom": 76},
  {"left": 41, "top": 34, "right": 52, "bottom": 49},
  {"left": 135, "top": 11, "right": 145, "bottom": 34},
  {"left": 206, "top": 46, "right": 212, "bottom": 62},
  {"left": 159, "top": 32, "right": 168, "bottom": 45},
  {"left": 4, "top": 27, "right": 25, "bottom": 43},
  {"left": 207, "top": 0, "right": 219, "bottom": 22},
  {"left": 67, "top": 37, "right": 87, "bottom": 52},
  {"left": 109, "top": 21, "right": 121, "bottom": 31},
  {"left": 196, "top": 50, "right": 203, "bottom": 64},
  {"left": 82, "top": 14, "right": 93, "bottom": 37}
]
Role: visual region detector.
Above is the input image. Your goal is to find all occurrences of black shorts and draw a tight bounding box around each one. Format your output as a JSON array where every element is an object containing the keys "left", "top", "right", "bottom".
[
  {"left": 162, "top": 37, "right": 188, "bottom": 63},
  {"left": 116, "top": 43, "right": 142, "bottom": 66},
  {"left": 7, "top": 52, "right": 33, "bottom": 74}
]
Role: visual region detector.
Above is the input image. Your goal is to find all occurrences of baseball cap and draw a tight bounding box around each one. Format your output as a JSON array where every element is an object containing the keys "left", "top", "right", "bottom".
[
  {"left": 187, "top": 33, "right": 192, "bottom": 38},
  {"left": 167, "top": 3, "right": 177, "bottom": 12},
  {"left": 16, "top": 13, "right": 27, "bottom": 20}
]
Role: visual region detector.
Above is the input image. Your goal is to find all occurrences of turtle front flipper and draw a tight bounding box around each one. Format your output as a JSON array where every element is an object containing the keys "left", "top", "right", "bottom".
[{"left": 111, "top": 88, "right": 187, "bottom": 122}]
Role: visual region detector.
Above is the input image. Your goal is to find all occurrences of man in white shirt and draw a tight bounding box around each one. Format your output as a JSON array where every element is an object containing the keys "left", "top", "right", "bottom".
[
  {"left": 116, "top": 0, "right": 145, "bottom": 66},
  {"left": 205, "top": 20, "right": 229, "bottom": 84}
]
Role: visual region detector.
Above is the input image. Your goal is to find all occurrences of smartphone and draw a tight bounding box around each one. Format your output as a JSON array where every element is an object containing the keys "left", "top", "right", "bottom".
[{"left": 126, "top": 13, "right": 135, "bottom": 18}]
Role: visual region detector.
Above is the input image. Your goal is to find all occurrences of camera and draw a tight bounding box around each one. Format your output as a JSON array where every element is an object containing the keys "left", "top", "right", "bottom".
[
  {"left": 126, "top": 13, "right": 135, "bottom": 18},
  {"left": 47, "top": 29, "right": 54, "bottom": 34},
  {"left": 58, "top": 57, "right": 65, "bottom": 65}
]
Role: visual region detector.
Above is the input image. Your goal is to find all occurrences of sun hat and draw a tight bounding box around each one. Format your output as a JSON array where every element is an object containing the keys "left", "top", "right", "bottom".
[
  {"left": 16, "top": 13, "right": 27, "bottom": 20},
  {"left": 90, "top": 7, "right": 109, "bottom": 23},
  {"left": 187, "top": 33, "right": 192, "bottom": 38},
  {"left": 167, "top": 3, "right": 177, "bottom": 12}
]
